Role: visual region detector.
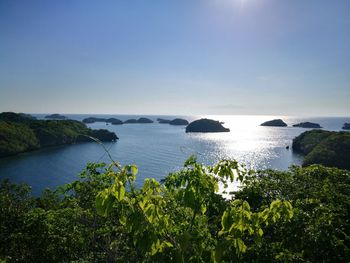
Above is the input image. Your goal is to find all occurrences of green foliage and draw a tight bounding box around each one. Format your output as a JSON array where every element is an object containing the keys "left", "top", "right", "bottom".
[
  {"left": 0, "top": 112, "right": 36, "bottom": 123},
  {"left": 1, "top": 157, "right": 349, "bottom": 262},
  {"left": 0, "top": 121, "right": 39, "bottom": 157},
  {"left": 29, "top": 120, "right": 93, "bottom": 147},
  {"left": 292, "top": 130, "right": 350, "bottom": 169},
  {"left": 292, "top": 129, "right": 332, "bottom": 155},
  {"left": 303, "top": 133, "right": 350, "bottom": 169},
  {"left": 0, "top": 112, "right": 117, "bottom": 157},
  {"left": 235, "top": 165, "right": 350, "bottom": 262},
  {"left": 94, "top": 157, "right": 292, "bottom": 262},
  {"left": 0, "top": 164, "right": 130, "bottom": 262}
]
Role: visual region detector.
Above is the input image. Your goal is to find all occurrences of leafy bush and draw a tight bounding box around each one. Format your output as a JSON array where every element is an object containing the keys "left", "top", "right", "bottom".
[
  {"left": 236, "top": 165, "right": 350, "bottom": 262},
  {"left": 1, "top": 157, "right": 349, "bottom": 262}
]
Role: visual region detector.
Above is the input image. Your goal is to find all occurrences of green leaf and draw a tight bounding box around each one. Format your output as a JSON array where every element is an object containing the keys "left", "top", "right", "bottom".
[
  {"left": 130, "top": 165, "right": 138, "bottom": 176},
  {"left": 221, "top": 210, "right": 230, "bottom": 230},
  {"left": 184, "top": 155, "right": 197, "bottom": 167},
  {"left": 95, "top": 190, "right": 114, "bottom": 217},
  {"left": 112, "top": 182, "right": 125, "bottom": 201},
  {"left": 213, "top": 243, "right": 224, "bottom": 263},
  {"left": 144, "top": 203, "right": 156, "bottom": 223},
  {"left": 235, "top": 238, "right": 247, "bottom": 253},
  {"left": 119, "top": 215, "right": 127, "bottom": 225},
  {"left": 183, "top": 188, "right": 196, "bottom": 209}
]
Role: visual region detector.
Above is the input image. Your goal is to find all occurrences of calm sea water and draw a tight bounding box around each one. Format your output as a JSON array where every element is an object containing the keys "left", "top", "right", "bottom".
[{"left": 0, "top": 114, "right": 349, "bottom": 195}]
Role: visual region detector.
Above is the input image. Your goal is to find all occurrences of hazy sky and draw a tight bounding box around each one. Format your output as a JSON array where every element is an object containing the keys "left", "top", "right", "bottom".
[{"left": 1, "top": 0, "right": 350, "bottom": 116}]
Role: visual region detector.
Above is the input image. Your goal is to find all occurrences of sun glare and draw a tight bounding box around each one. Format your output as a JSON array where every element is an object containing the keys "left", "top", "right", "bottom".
[{"left": 216, "top": 0, "right": 251, "bottom": 11}]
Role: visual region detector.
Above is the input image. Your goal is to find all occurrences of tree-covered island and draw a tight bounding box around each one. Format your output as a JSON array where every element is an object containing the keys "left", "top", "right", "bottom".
[{"left": 0, "top": 112, "right": 118, "bottom": 158}]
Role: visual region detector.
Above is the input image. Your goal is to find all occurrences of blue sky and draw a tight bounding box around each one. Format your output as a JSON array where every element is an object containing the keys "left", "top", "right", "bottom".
[{"left": 1, "top": 0, "right": 350, "bottom": 116}]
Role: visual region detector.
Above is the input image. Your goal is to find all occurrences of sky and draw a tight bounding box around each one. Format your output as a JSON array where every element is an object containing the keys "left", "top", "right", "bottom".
[{"left": 0, "top": 0, "right": 350, "bottom": 116}]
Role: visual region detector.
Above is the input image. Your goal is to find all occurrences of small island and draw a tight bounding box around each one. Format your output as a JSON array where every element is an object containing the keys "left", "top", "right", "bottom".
[
  {"left": 157, "top": 118, "right": 188, "bottom": 125},
  {"left": 106, "top": 118, "right": 123, "bottom": 125},
  {"left": 124, "top": 118, "right": 153, "bottom": 124},
  {"left": 169, "top": 118, "right": 189, "bottom": 126},
  {"left": 342, "top": 123, "right": 350, "bottom": 130},
  {"left": 292, "top": 122, "right": 322, "bottom": 128},
  {"left": 82, "top": 117, "right": 107, "bottom": 123},
  {"left": 82, "top": 117, "right": 123, "bottom": 125},
  {"left": 186, "top": 118, "right": 230, "bottom": 133},
  {"left": 124, "top": 119, "right": 138, "bottom": 124},
  {"left": 260, "top": 119, "right": 287, "bottom": 127},
  {"left": 0, "top": 112, "right": 118, "bottom": 158},
  {"left": 45, "top": 114, "right": 67, "bottom": 120},
  {"left": 137, "top": 117, "right": 153, "bottom": 123},
  {"left": 157, "top": 118, "right": 171, "bottom": 124},
  {"left": 292, "top": 129, "right": 350, "bottom": 170}
]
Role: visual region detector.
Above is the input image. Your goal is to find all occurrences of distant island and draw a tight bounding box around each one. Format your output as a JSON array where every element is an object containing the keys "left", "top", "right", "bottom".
[
  {"left": 292, "top": 122, "right": 322, "bottom": 128},
  {"left": 107, "top": 118, "right": 123, "bottom": 125},
  {"left": 169, "top": 118, "right": 189, "bottom": 126},
  {"left": 260, "top": 119, "right": 287, "bottom": 127},
  {"left": 45, "top": 113, "right": 67, "bottom": 120},
  {"left": 137, "top": 117, "right": 153, "bottom": 123},
  {"left": 157, "top": 118, "right": 171, "bottom": 124},
  {"left": 19, "top": 113, "right": 37, "bottom": 120},
  {"left": 0, "top": 112, "right": 118, "bottom": 158},
  {"left": 292, "top": 129, "right": 350, "bottom": 170},
  {"left": 186, "top": 119, "right": 230, "bottom": 133},
  {"left": 124, "top": 119, "right": 138, "bottom": 124},
  {"left": 82, "top": 117, "right": 123, "bottom": 125},
  {"left": 343, "top": 123, "right": 350, "bottom": 130},
  {"left": 82, "top": 117, "right": 107, "bottom": 123},
  {"left": 157, "top": 118, "right": 188, "bottom": 125},
  {"left": 124, "top": 118, "right": 153, "bottom": 124}
]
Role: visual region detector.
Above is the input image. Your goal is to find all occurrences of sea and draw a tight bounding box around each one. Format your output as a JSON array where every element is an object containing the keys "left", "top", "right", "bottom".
[{"left": 0, "top": 114, "right": 349, "bottom": 195}]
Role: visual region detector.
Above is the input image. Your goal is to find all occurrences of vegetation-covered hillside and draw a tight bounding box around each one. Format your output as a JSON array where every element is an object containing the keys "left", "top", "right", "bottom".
[
  {"left": 0, "top": 157, "right": 349, "bottom": 262},
  {"left": 292, "top": 130, "right": 350, "bottom": 169},
  {"left": 0, "top": 112, "right": 118, "bottom": 157}
]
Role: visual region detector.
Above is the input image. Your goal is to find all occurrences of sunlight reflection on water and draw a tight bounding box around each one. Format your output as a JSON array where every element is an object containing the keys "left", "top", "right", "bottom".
[{"left": 182, "top": 115, "right": 296, "bottom": 170}]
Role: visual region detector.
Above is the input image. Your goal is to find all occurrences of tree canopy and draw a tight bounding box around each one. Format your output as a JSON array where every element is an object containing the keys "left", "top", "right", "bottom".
[{"left": 1, "top": 157, "right": 349, "bottom": 262}]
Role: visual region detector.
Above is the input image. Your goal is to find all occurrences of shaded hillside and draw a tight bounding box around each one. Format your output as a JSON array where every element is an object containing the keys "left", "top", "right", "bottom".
[
  {"left": 292, "top": 130, "right": 350, "bottom": 169},
  {"left": 0, "top": 112, "right": 118, "bottom": 158},
  {"left": 292, "top": 130, "right": 332, "bottom": 155},
  {"left": 0, "top": 122, "right": 39, "bottom": 157}
]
